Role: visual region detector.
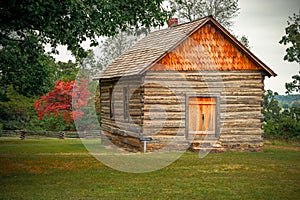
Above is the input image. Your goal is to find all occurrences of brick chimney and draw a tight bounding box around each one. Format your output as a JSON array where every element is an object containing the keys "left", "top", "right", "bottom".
[{"left": 168, "top": 18, "right": 178, "bottom": 27}]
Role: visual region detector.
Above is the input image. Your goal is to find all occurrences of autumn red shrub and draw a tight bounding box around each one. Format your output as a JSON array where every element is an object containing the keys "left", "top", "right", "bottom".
[{"left": 34, "top": 79, "right": 91, "bottom": 125}]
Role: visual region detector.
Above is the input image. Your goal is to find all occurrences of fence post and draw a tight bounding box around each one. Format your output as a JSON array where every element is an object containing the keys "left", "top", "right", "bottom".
[
  {"left": 20, "top": 130, "right": 26, "bottom": 140},
  {"left": 58, "top": 131, "right": 65, "bottom": 139}
]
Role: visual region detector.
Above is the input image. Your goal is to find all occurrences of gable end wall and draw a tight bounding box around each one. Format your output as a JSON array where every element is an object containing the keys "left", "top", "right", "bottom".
[{"left": 142, "top": 70, "right": 264, "bottom": 152}]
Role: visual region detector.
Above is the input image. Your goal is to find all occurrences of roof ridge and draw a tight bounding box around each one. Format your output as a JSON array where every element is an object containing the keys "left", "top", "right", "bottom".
[
  {"left": 148, "top": 15, "right": 211, "bottom": 35},
  {"left": 169, "top": 15, "right": 212, "bottom": 28},
  {"left": 94, "top": 16, "right": 276, "bottom": 79}
]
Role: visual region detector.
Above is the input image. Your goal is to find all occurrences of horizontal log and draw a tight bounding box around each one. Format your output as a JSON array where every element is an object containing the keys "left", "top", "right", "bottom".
[
  {"left": 222, "top": 118, "right": 262, "bottom": 123},
  {"left": 101, "top": 122, "right": 142, "bottom": 134},
  {"left": 224, "top": 95, "right": 263, "bottom": 100},
  {"left": 220, "top": 128, "right": 263, "bottom": 135},
  {"left": 143, "top": 91, "right": 182, "bottom": 97},
  {"left": 101, "top": 118, "right": 141, "bottom": 126},
  {"left": 100, "top": 109, "right": 142, "bottom": 117},
  {"left": 143, "top": 112, "right": 185, "bottom": 120},
  {"left": 143, "top": 121, "right": 185, "bottom": 128},
  {"left": 144, "top": 76, "right": 262, "bottom": 83},
  {"left": 100, "top": 77, "right": 141, "bottom": 84},
  {"left": 143, "top": 99, "right": 182, "bottom": 105},
  {"left": 221, "top": 104, "right": 261, "bottom": 108},
  {"left": 221, "top": 122, "right": 262, "bottom": 128},
  {"left": 143, "top": 81, "right": 263, "bottom": 89},
  {"left": 143, "top": 116, "right": 184, "bottom": 121},
  {"left": 144, "top": 91, "right": 263, "bottom": 101},
  {"left": 103, "top": 133, "right": 141, "bottom": 148},
  {"left": 220, "top": 107, "right": 262, "bottom": 112},
  {"left": 220, "top": 134, "right": 262, "bottom": 141},
  {"left": 143, "top": 95, "right": 181, "bottom": 100},
  {"left": 143, "top": 106, "right": 185, "bottom": 112},
  {"left": 100, "top": 115, "right": 143, "bottom": 125},
  {"left": 143, "top": 127, "right": 185, "bottom": 135},
  {"left": 101, "top": 126, "right": 140, "bottom": 137},
  {"left": 220, "top": 113, "right": 263, "bottom": 119}
]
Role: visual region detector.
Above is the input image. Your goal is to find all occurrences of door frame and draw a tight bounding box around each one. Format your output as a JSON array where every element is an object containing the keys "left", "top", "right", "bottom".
[{"left": 185, "top": 94, "right": 220, "bottom": 139}]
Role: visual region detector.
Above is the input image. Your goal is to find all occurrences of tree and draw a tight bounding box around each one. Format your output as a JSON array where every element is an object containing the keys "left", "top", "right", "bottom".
[
  {"left": 237, "top": 35, "right": 251, "bottom": 49},
  {"left": 263, "top": 90, "right": 282, "bottom": 139},
  {"left": 34, "top": 79, "right": 91, "bottom": 125},
  {"left": 285, "top": 72, "right": 300, "bottom": 94},
  {"left": 0, "top": 86, "right": 36, "bottom": 130},
  {"left": 168, "top": 0, "right": 249, "bottom": 48},
  {"left": 100, "top": 28, "right": 149, "bottom": 67},
  {"left": 264, "top": 90, "right": 281, "bottom": 122},
  {"left": 1, "top": 0, "right": 170, "bottom": 59},
  {"left": 263, "top": 90, "right": 300, "bottom": 140},
  {"left": 279, "top": 11, "right": 300, "bottom": 64},
  {"left": 279, "top": 11, "right": 300, "bottom": 94},
  {"left": 1, "top": 0, "right": 170, "bottom": 102},
  {"left": 80, "top": 50, "right": 103, "bottom": 77},
  {"left": 0, "top": 35, "right": 56, "bottom": 99},
  {"left": 55, "top": 61, "right": 79, "bottom": 82},
  {"left": 169, "top": 0, "right": 240, "bottom": 29}
]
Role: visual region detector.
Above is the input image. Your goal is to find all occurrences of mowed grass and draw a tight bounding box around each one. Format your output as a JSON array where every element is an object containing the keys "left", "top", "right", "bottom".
[{"left": 0, "top": 137, "right": 299, "bottom": 199}]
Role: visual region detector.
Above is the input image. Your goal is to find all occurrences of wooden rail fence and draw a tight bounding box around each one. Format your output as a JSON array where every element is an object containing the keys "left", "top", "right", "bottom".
[{"left": 0, "top": 130, "right": 101, "bottom": 139}]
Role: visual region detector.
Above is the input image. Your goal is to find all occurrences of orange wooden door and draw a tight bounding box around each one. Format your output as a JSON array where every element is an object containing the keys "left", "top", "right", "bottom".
[{"left": 188, "top": 97, "right": 216, "bottom": 134}]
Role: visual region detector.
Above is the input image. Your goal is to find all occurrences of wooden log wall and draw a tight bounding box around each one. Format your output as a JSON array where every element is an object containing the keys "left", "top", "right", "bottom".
[
  {"left": 100, "top": 77, "right": 143, "bottom": 138},
  {"left": 143, "top": 71, "right": 264, "bottom": 150}
]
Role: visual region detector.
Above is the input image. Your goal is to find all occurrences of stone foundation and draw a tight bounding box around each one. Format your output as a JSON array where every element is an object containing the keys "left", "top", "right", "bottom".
[{"left": 101, "top": 131, "right": 264, "bottom": 153}]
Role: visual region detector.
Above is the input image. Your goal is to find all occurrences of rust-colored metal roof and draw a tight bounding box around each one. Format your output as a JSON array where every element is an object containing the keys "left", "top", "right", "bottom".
[{"left": 94, "top": 16, "right": 276, "bottom": 79}]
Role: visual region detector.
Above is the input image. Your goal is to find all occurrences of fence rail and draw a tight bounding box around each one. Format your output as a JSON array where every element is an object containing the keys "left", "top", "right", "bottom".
[{"left": 0, "top": 130, "right": 101, "bottom": 139}]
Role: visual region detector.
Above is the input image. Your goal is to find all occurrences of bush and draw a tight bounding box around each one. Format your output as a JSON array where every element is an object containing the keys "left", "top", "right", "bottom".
[
  {"left": 0, "top": 86, "right": 36, "bottom": 130},
  {"left": 27, "top": 115, "right": 75, "bottom": 131},
  {"left": 264, "top": 90, "right": 300, "bottom": 141}
]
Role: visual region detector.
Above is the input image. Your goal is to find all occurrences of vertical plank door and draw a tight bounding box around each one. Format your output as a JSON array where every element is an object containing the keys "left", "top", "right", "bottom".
[{"left": 188, "top": 97, "right": 216, "bottom": 136}]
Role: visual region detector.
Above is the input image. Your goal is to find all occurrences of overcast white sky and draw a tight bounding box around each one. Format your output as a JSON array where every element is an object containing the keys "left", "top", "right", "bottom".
[
  {"left": 54, "top": 0, "right": 299, "bottom": 94},
  {"left": 233, "top": 0, "right": 299, "bottom": 94}
]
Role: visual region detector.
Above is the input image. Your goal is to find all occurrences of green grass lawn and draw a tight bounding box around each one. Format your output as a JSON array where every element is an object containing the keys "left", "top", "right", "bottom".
[{"left": 0, "top": 137, "right": 299, "bottom": 200}]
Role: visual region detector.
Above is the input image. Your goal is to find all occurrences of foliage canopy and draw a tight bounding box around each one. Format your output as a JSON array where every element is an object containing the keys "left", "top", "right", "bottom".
[
  {"left": 279, "top": 10, "right": 300, "bottom": 64},
  {"left": 1, "top": 0, "right": 170, "bottom": 58},
  {"left": 169, "top": 0, "right": 240, "bottom": 29},
  {"left": 279, "top": 11, "right": 300, "bottom": 94},
  {"left": 0, "top": 0, "right": 170, "bottom": 99}
]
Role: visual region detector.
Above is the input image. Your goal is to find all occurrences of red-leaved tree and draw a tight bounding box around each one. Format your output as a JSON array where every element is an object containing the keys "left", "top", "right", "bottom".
[{"left": 34, "top": 79, "right": 91, "bottom": 125}]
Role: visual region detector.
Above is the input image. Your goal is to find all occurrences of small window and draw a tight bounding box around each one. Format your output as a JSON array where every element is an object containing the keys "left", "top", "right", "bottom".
[
  {"left": 123, "top": 87, "right": 129, "bottom": 120},
  {"left": 109, "top": 87, "right": 114, "bottom": 119}
]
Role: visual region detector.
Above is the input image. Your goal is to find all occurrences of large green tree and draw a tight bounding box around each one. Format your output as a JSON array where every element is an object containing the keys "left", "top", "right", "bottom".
[
  {"left": 0, "top": 0, "right": 170, "bottom": 97},
  {"left": 279, "top": 10, "right": 300, "bottom": 94},
  {"left": 1, "top": 0, "right": 169, "bottom": 58},
  {"left": 0, "top": 36, "right": 56, "bottom": 99},
  {"left": 55, "top": 60, "right": 79, "bottom": 82},
  {"left": 0, "top": 1, "right": 170, "bottom": 130}
]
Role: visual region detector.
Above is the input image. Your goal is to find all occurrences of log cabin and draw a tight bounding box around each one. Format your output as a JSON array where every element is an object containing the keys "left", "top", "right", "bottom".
[{"left": 94, "top": 16, "right": 276, "bottom": 153}]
